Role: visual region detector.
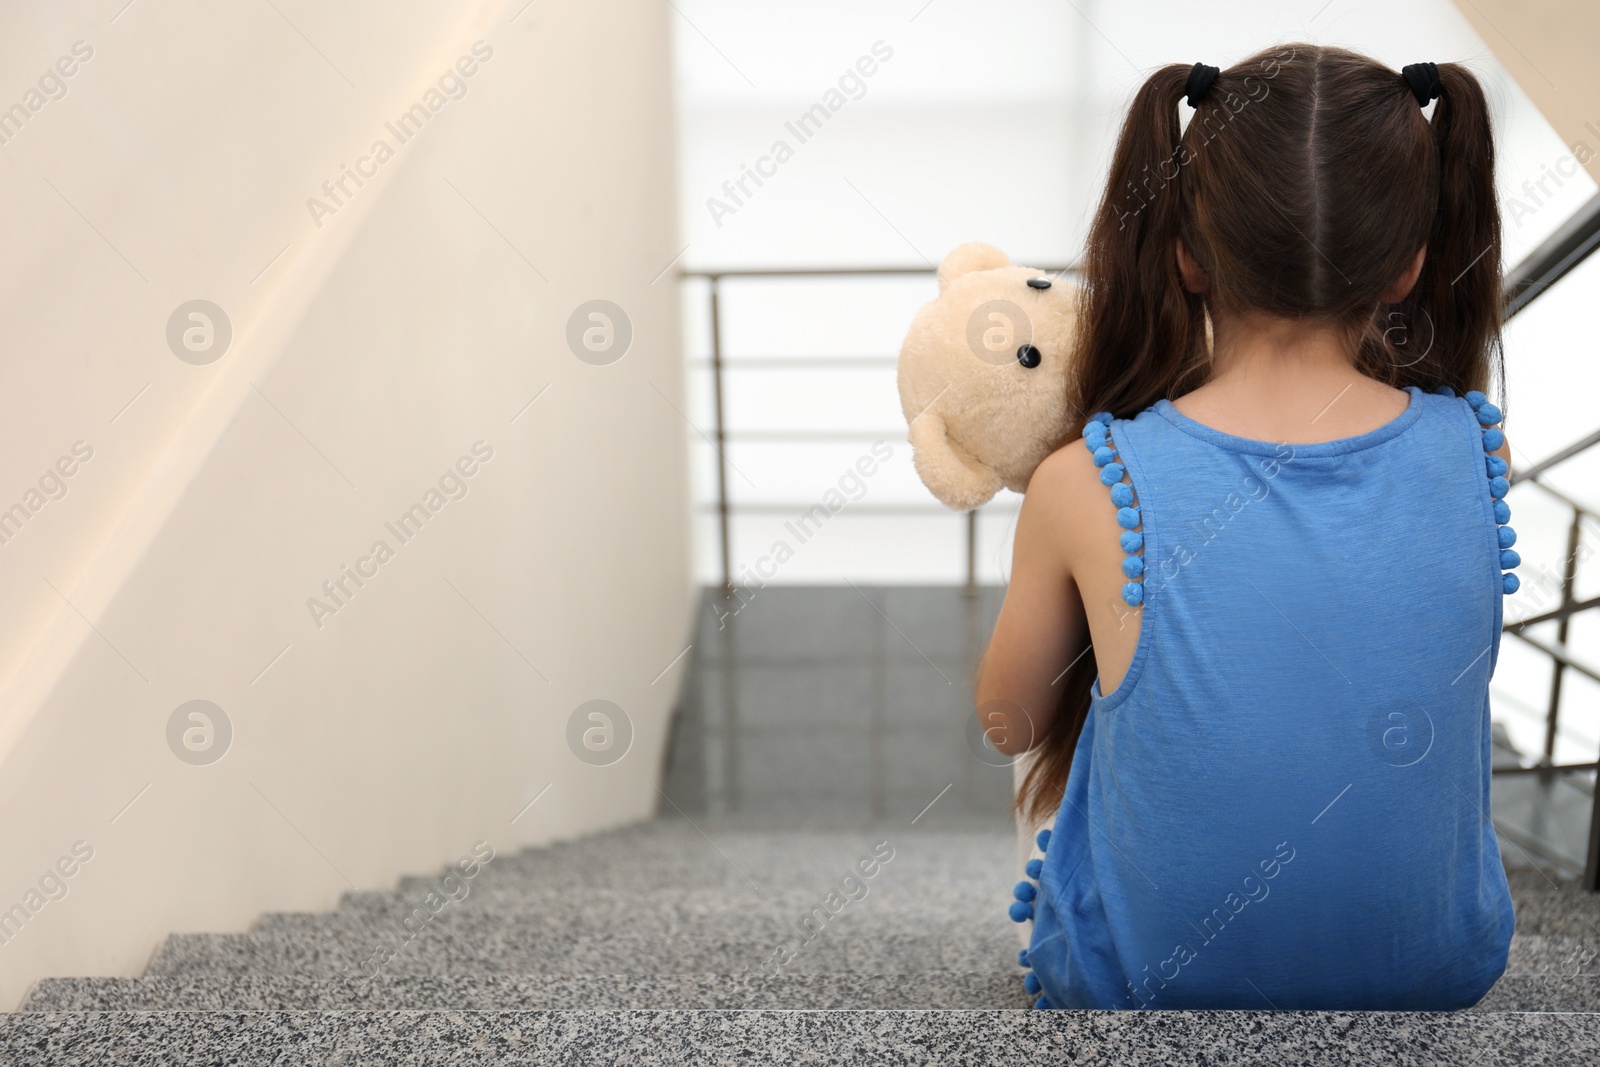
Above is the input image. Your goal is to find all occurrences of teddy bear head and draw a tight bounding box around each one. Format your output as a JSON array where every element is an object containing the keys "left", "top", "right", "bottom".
[{"left": 897, "top": 243, "right": 1079, "bottom": 511}]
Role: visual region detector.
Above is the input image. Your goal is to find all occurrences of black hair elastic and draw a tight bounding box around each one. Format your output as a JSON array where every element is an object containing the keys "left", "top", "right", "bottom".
[
  {"left": 1186, "top": 62, "right": 1219, "bottom": 107},
  {"left": 1401, "top": 62, "right": 1441, "bottom": 107}
]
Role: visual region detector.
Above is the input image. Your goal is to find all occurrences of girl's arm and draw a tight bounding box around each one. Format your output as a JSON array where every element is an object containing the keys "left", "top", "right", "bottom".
[{"left": 974, "top": 448, "right": 1093, "bottom": 755}]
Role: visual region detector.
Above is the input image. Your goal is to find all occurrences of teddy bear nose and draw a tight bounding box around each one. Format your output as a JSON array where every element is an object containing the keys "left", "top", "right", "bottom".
[
  {"left": 1027, "top": 277, "right": 1052, "bottom": 289},
  {"left": 1016, "top": 344, "right": 1042, "bottom": 368}
]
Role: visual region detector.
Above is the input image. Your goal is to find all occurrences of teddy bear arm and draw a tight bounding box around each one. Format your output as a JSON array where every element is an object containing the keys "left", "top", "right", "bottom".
[{"left": 908, "top": 411, "right": 1004, "bottom": 511}]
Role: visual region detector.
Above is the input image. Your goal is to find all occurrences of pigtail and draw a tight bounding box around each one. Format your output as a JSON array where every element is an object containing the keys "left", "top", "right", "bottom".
[
  {"left": 1016, "top": 65, "right": 1202, "bottom": 826},
  {"left": 1072, "top": 65, "right": 1209, "bottom": 432},
  {"left": 1389, "top": 63, "right": 1505, "bottom": 404}
]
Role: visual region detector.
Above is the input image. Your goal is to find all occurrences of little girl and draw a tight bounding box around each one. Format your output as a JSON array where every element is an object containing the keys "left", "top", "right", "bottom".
[{"left": 976, "top": 44, "right": 1516, "bottom": 1011}]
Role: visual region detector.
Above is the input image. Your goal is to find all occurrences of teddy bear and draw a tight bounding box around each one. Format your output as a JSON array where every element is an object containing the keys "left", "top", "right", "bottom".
[{"left": 897, "top": 243, "right": 1080, "bottom": 511}]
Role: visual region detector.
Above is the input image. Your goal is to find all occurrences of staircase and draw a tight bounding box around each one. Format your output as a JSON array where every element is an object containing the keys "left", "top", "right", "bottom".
[
  {"left": 2, "top": 820, "right": 1597, "bottom": 1063},
  {"left": 8, "top": 587, "right": 1600, "bottom": 1062}
]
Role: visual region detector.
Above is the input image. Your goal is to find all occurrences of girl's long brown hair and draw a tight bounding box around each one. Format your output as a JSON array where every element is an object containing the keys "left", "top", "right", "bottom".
[{"left": 1016, "top": 44, "right": 1505, "bottom": 824}]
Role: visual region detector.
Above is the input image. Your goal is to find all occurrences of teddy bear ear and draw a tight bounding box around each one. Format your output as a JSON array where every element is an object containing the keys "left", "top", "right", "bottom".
[{"left": 937, "top": 243, "right": 1011, "bottom": 293}]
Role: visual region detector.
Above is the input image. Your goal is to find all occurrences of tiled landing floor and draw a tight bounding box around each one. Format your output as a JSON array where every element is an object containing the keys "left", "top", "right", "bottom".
[{"left": 661, "top": 586, "right": 1011, "bottom": 825}]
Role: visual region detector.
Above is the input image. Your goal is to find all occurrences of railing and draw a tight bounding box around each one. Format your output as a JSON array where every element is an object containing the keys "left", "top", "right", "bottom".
[
  {"left": 1498, "top": 433, "right": 1600, "bottom": 887},
  {"left": 682, "top": 204, "right": 1600, "bottom": 887},
  {"left": 1499, "top": 191, "right": 1600, "bottom": 890},
  {"left": 681, "top": 265, "right": 1075, "bottom": 597}
]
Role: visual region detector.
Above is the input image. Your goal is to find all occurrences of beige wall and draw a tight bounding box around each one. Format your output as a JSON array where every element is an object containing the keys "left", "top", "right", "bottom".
[
  {"left": 0, "top": 0, "right": 690, "bottom": 1007},
  {"left": 1451, "top": 0, "right": 1600, "bottom": 183}
]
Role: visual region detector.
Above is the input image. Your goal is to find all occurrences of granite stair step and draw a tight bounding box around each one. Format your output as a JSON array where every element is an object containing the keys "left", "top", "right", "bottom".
[
  {"left": 273, "top": 883, "right": 1004, "bottom": 927},
  {"left": 144, "top": 925, "right": 1600, "bottom": 981},
  {"left": 1502, "top": 872, "right": 1600, "bottom": 939},
  {"left": 3, "top": 1008, "right": 1597, "bottom": 1066},
  {"left": 145, "top": 924, "right": 1017, "bottom": 977},
  {"left": 1504, "top": 934, "right": 1600, "bottom": 976},
  {"left": 25, "top": 970, "right": 1600, "bottom": 1014},
  {"left": 23, "top": 972, "right": 1032, "bottom": 1011},
  {"left": 254, "top": 887, "right": 1008, "bottom": 937},
  {"left": 395, "top": 840, "right": 1015, "bottom": 895},
  {"left": 1475, "top": 974, "right": 1600, "bottom": 1012}
]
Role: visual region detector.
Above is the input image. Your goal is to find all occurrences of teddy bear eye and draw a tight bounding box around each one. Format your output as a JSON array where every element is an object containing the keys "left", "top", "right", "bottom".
[
  {"left": 1027, "top": 277, "right": 1052, "bottom": 289},
  {"left": 1017, "top": 344, "right": 1042, "bottom": 368}
]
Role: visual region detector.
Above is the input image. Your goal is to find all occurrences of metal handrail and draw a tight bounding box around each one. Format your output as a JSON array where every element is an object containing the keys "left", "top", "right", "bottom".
[
  {"left": 689, "top": 356, "right": 899, "bottom": 368},
  {"left": 1508, "top": 428, "right": 1600, "bottom": 485},
  {"left": 1506, "top": 592, "right": 1600, "bottom": 632},
  {"left": 680, "top": 265, "right": 1080, "bottom": 279},
  {"left": 683, "top": 263, "right": 1075, "bottom": 596},
  {"left": 1504, "top": 191, "right": 1600, "bottom": 319}
]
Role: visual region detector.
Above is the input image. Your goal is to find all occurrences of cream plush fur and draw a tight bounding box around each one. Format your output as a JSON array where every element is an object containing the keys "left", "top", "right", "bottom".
[{"left": 897, "top": 243, "right": 1079, "bottom": 511}]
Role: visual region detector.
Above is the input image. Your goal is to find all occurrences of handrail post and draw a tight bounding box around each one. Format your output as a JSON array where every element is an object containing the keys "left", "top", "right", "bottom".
[
  {"left": 1578, "top": 520, "right": 1600, "bottom": 894},
  {"left": 708, "top": 276, "right": 733, "bottom": 598},
  {"left": 1543, "top": 510, "right": 1582, "bottom": 762},
  {"left": 1587, "top": 745, "right": 1600, "bottom": 891},
  {"left": 964, "top": 509, "right": 978, "bottom": 597}
]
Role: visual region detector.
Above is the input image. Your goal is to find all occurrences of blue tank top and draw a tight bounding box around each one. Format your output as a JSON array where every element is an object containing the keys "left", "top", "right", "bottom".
[{"left": 1014, "top": 385, "right": 1518, "bottom": 1011}]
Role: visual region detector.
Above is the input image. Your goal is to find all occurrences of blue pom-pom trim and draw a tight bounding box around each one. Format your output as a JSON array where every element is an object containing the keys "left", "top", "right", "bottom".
[
  {"left": 1468, "top": 394, "right": 1517, "bottom": 597},
  {"left": 1007, "top": 828, "right": 1049, "bottom": 933},
  {"left": 1084, "top": 418, "right": 1145, "bottom": 606},
  {"left": 1018, "top": 948, "right": 1030, "bottom": 968},
  {"left": 1023, "top": 973, "right": 1042, "bottom": 995},
  {"left": 1433, "top": 385, "right": 1456, "bottom": 397},
  {"left": 1034, "top": 996, "right": 1052, "bottom": 1010},
  {"left": 1091, "top": 412, "right": 1113, "bottom": 425}
]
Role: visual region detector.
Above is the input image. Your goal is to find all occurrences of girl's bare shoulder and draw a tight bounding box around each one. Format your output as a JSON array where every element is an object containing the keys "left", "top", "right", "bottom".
[{"left": 1022, "top": 438, "right": 1127, "bottom": 562}]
